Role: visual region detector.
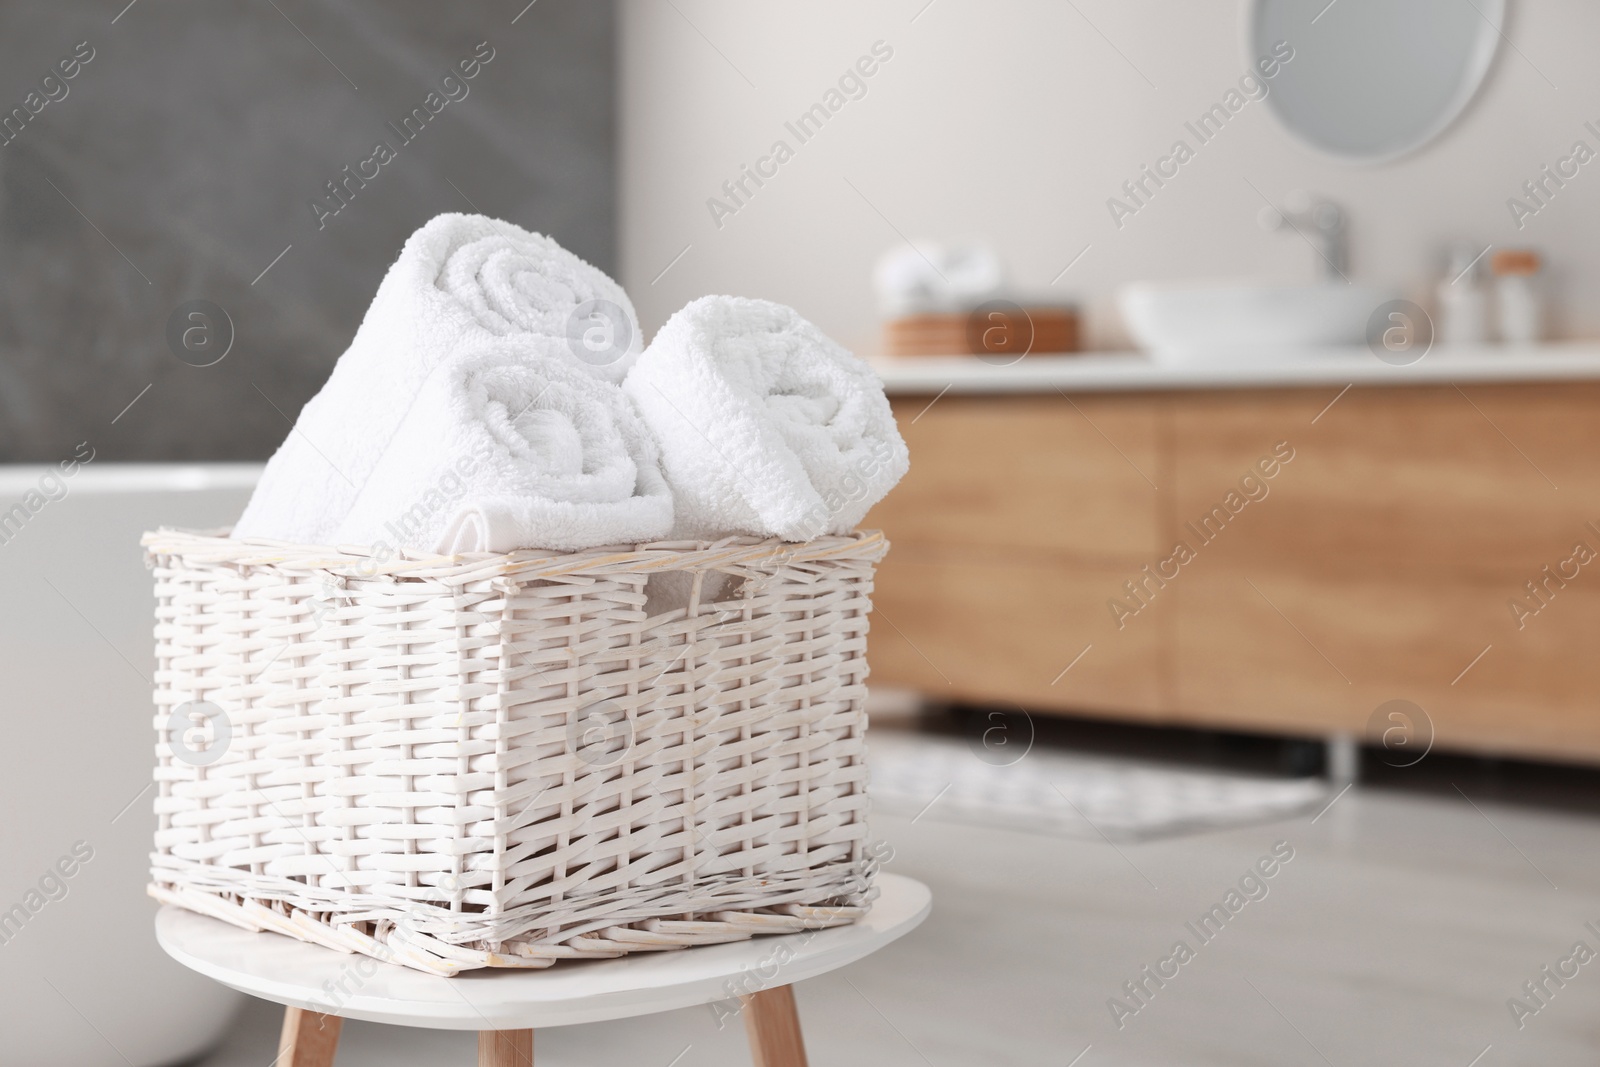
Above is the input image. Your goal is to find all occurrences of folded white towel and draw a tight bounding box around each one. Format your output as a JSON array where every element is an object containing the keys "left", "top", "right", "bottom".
[
  {"left": 623, "top": 296, "right": 908, "bottom": 541},
  {"left": 333, "top": 342, "right": 673, "bottom": 554},
  {"left": 873, "top": 240, "right": 1003, "bottom": 316},
  {"left": 233, "top": 213, "right": 640, "bottom": 545}
]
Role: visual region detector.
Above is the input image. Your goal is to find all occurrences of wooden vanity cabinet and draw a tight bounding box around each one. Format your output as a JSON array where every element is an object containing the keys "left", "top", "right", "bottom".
[
  {"left": 862, "top": 395, "right": 1172, "bottom": 720},
  {"left": 864, "top": 383, "right": 1600, "bottom": 765}
]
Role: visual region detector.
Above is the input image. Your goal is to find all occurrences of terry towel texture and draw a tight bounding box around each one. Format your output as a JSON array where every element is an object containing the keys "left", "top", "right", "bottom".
[
  {"left": 233, "top": 213, "right": 640, "bottom": 546},
  {"left": 333, "top": 343, "right": 673, "bottom": 554},
  {"left": 623, "top": 296, "right": 909, "bottom": 541}
]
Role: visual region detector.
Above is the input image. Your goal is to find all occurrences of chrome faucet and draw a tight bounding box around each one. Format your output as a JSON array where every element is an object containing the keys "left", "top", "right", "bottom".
[{"left": 1258, "top": 191, "right": 1348, "bottom": 281}]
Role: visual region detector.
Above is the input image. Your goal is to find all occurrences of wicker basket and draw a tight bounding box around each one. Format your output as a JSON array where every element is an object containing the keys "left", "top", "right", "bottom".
[{"left": 144, "top": 528, "right": 886, "bottom": 976}]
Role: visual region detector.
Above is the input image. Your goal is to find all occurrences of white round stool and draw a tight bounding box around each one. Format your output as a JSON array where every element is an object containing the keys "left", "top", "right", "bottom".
[{"left": 156, "top": 874, "right": 930, "bottom": 1067}]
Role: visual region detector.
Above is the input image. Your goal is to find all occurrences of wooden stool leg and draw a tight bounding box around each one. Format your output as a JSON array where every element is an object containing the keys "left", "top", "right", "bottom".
[
  {"left": 278, "top": 1006, "right": 342, "bottom": 1067},
  {"left": 741, "top": 985, "right": 809, "bottom": 1067},
  {"left": 478, "top": 1029, "right": 533, "bottom": 1066}
]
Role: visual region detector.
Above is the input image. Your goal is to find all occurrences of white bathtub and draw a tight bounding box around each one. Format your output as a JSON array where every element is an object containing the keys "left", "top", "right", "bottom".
[{"left": 0, "top": 464, "right": 259, "bottom": 1066}]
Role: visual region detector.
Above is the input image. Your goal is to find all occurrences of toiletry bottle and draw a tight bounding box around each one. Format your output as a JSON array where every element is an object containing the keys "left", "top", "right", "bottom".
[
  {"left": 1436, "top": 245, "right": 1490, "bottom": 345},
  {"left": 1491, "top": 249, "right": 1542, "bottom": 345}
]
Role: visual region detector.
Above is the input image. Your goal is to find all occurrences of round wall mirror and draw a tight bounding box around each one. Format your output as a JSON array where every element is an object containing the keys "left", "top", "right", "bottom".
[{"left": 1249, "top": 0, "right": 1505, "bottom": 163}]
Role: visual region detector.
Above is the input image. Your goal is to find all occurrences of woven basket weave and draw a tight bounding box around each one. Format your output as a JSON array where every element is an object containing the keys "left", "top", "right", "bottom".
[{"left": 143, "top": 528, "right": 886, "bottom": 976}]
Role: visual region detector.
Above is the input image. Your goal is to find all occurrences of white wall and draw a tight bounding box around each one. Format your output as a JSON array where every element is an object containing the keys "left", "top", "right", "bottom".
[{"left": 620, "top": 0, "right": 1600, "bottom": 352}]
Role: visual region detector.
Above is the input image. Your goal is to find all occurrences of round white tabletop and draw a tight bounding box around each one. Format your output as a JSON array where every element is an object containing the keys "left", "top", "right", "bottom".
[{"left": 155, "top": 874, "right": 931, "bottom": 1031}]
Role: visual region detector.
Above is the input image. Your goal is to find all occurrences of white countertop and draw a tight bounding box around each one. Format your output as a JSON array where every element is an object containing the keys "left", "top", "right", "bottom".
[
  {"left": 870, "top": 342, "right": 1600, "bottom": 394},
  {"left": 0, "top": 462, "right": 262, "bottom": 494}
]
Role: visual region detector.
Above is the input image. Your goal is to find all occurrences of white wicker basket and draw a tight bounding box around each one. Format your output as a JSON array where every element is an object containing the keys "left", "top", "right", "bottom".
[{"left": 144, "top": 528, "right": 886, "bottom": 976}]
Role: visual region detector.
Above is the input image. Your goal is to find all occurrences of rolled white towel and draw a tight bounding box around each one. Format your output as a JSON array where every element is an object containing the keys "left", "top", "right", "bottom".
[
  {"left": 623, "top": 296, "right": 908, "bottom": 541},
  {"left": 333, "top": 342, "right": 673, "bottom": 554},
  {"left": 233, "top": 213, "right": 640, "bottom": 545}
]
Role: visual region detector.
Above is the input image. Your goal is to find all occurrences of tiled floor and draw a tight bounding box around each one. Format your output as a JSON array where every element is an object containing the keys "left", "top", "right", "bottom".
[{"left": 197, "top": 735, "right": 1600, "bottom": 1066}]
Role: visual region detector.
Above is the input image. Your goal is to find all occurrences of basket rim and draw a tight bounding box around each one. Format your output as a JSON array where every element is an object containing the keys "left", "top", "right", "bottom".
[{"left": 141, "top": 526, "right": 887, "bottom": 581}]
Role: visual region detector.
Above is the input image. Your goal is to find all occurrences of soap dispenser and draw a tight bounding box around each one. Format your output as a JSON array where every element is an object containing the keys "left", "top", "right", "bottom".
[
  {"left": 1436, "top": 245, "right": 1490, "bottom": 345},
  {"left": 1491, "top": 249, "right": 1543, "bottom": 344}
]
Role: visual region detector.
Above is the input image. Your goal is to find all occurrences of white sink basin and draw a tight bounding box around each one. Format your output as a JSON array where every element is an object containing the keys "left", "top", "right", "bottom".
[{"left": 1119, "top": 281, "right": 1400, "bottom": 362}]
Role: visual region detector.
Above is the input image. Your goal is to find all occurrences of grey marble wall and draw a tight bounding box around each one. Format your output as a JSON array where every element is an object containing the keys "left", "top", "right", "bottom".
[{"left": 0, "top": 1, "right": 615, "bottom": 462}]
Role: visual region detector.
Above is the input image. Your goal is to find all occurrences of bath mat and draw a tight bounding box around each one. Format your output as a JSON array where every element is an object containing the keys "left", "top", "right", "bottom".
[{"left": 869, "top": 731, "right": 1327, "bottom": 842}]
